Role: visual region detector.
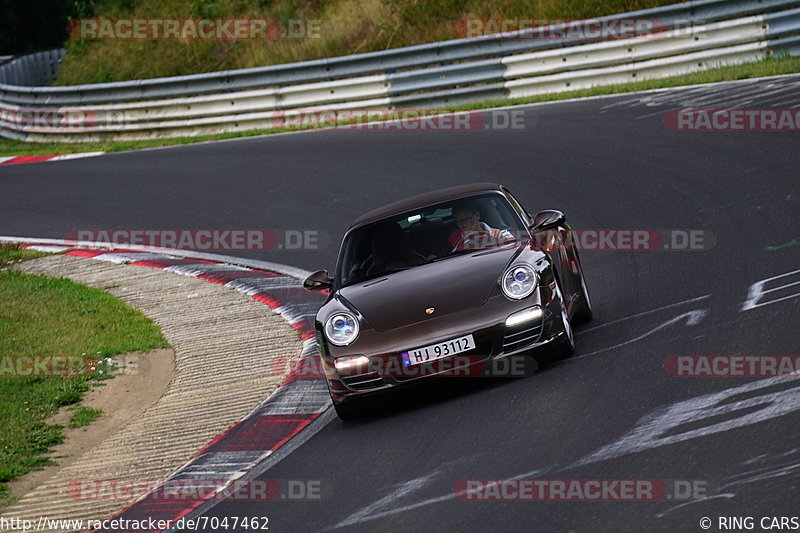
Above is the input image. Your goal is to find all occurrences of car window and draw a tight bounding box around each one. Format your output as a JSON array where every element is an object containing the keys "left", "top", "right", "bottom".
[{"left": 337, "top": 193, "right": 527, "bottom": 287}]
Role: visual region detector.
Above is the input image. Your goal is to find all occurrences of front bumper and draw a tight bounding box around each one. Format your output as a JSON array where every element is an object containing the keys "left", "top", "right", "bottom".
[{"left": 320, "top": 284, "right": 567, "bottom": 405}]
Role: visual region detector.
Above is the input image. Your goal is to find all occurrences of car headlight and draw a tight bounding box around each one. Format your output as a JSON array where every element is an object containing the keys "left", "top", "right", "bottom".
[
  {"left": 325, "top": 312, "right": 360, "bottom": 346},
  {"left": 334, "top": 355, "right": 370, "bottom": 372},
  {"left": 501, "top": 264, "right": 538, "bottom": 300}
]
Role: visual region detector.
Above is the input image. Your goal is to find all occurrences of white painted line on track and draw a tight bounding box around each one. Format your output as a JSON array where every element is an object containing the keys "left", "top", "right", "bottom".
[
  {"left": 575, "top": 309, "right": 707, "bottom": 359},
  {"left": 579, "top": 294, "right": 710, "bottom": 334}
]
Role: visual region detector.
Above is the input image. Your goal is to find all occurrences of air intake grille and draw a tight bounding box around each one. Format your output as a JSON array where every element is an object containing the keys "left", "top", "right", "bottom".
[{"left": 503, "top": 321, "right": 543, "bottom": 352}]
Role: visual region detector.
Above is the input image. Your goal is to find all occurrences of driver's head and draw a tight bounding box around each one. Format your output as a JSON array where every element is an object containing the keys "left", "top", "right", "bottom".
[{"left": 452, "top": 204, "right": 480, "bottom": 231}]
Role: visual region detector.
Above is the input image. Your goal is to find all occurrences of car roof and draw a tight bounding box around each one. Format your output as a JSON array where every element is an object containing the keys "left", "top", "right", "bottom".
[{"left": 349, "top": 182, "right": 505, "bottom": 229}]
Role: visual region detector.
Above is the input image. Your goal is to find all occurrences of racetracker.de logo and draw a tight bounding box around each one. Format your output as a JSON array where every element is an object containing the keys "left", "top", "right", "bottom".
[
  {"left": 68, "top": 18, "right": 321, "bottom": 40},
  {"left": 664, "top": 109, "right": 800, "bottom": 131},
  {"left": 467, "top": 229, "right": 714, "bottom": 251},
  {"left": 0, "top": 108, "right": 98, "bottom": 131},
  {"left": 64, "top": 229, "right": 320, "bottom": 251},
  {"left": 454, "top": 479, "right": 711, "bottom": 501},
  {"left": 271, "top": 353, "right": 538, "bottom": 379},
  {"left": 0, "top": 355, "right": 95, "bottom": 377},
  {"left": 267, "top": 109, "right": 526, "bottom": 131},
  {"left": 67, "top": 478, "right": 322, "bottom": 501},
  {"left": 664, "top": 355, "right": 800, "bottom": 377},
  {"left": 453, "top": 18, "right": 664, "bottom": 40}
]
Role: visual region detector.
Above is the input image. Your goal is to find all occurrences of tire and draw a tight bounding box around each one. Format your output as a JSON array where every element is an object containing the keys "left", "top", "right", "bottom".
[
  {"left": 551, "top": 292, "right": 576, "bottom": 359},
  {"left": 572, "top": 250, "right": 594, "bottom": 325},
  {"left": 535, "top": 281, "right": 575, "bottom": 364}
]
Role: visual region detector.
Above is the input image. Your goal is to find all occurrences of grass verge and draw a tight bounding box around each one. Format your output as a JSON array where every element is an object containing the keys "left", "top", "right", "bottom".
[
  {"left": 0, "top": 246, "right": 168, "bottom": 510},
  {"left": 1, "top": 55, "right": 798, "bottom": 157},
  {"left": 0, "top": 244, "right": 51, "bottom": 266},
  {"left": 68, "top": 406, "right": 103, "bottom": 429},
  {"left": 56, "top": 0, "right": 681, "bottom": 85}
]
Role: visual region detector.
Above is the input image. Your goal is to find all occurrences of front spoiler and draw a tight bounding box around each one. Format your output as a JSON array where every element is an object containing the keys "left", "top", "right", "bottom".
[{"left": 327, "top": 291, "right": 568, "bottom": 405}]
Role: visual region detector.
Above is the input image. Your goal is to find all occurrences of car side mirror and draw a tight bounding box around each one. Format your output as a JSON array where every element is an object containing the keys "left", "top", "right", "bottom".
[
  {"left": 530, "top": 210, "right": 566, "bottom": 231},
  {"left": 303, "top": 269, "right": 333, "bottom": 291}
]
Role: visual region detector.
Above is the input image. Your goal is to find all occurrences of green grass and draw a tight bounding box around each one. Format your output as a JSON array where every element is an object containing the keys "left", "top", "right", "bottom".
[
  {"left": 68, "top": 406, "right": 103, "bottom": 429},
  {"left": 0, "top": 254, "right": 168, "bottom": 510},
  {"left": 56, "top": 0, "right": 681, "bottom": 85},
  {"left": 1, "top": 54, "right": 799, "bottom": 157},
  {"left": 0, "top": 244, "right": 51, "bottom": 267}
]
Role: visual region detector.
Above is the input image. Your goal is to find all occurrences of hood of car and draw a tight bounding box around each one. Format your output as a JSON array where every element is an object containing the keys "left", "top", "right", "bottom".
[{"left": 338, "top": 245, "right": 522, "bottom": 332}]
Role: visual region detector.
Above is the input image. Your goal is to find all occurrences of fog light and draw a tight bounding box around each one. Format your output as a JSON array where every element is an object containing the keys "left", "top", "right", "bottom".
[
  {"left": 334, "top": 355, "right": 370, "bottom": 372},
  {"left": 505, "top": 306, "right": 543, "bottom": 327}
]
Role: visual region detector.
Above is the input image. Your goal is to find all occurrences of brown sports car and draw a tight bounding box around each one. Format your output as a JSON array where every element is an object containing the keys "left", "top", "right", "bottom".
[{"left": 303, "top": 183, "right": 593, "bottom": 419}]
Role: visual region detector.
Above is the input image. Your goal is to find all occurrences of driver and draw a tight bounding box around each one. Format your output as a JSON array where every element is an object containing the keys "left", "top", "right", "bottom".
[{"left": 449, "top": 203, "right": 515, "bottom": 251}]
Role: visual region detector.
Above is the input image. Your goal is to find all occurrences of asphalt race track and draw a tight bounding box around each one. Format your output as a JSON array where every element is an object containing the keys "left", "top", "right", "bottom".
[{"left": 2, "top": 75, "right": 800, "bottom": 532}]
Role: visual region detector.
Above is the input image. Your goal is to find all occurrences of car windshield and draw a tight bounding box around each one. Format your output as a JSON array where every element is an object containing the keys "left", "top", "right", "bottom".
[{"left": 336, "top": 193, "right": 527, "bottom": 287}]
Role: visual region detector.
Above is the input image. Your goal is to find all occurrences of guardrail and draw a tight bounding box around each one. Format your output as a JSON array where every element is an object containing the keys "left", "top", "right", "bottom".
[
  {"left": 1, "top": 0, "right": 799, "bottom": 142},
  {"left": 0, "top": 49, "right": 65, "bottom": 88}
]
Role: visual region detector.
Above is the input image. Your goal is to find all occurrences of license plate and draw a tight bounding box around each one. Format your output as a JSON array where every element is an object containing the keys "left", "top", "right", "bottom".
[{"left": 401, "top": 334, "right": 475, "bottom": 366}]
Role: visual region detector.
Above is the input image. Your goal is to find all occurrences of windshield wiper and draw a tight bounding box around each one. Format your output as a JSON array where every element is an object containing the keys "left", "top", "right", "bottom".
[
  {"left": 348, "top": 266, "right": 413, "bottom": 286},
  {"left": 425, "top": 249, "right": 478, "bottom": 263}
]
